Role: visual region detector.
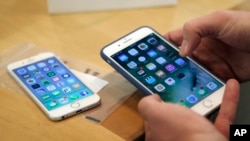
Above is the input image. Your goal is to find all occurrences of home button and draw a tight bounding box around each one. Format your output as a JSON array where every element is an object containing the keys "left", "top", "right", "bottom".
[
  {"left": 71, "top": 102, "right": 80, "bottom": 108},
  {"left": 202, "top": 100, "right": 213, "bottom": 108}
]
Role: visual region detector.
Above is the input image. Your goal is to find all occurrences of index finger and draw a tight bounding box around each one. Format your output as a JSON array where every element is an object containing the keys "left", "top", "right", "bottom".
[{"left": 180, "top": 10, "right": 232, "bottom": 56}]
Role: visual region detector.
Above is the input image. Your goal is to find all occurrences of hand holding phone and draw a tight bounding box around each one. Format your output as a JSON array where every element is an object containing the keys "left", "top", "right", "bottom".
[
  {"left": 101, "top": 26, "right": 225, "bottom": 116},
  {"left": 7, "top": 52, "right": 101, "bottom": 121}
]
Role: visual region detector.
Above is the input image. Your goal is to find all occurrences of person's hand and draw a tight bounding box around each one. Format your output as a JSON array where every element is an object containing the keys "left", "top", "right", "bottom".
[
  {"left": 138, "top": 79, "right": 239, "bottom": 141},
  {"left": 165, "top": 10, "right": 250, "bottom": 82}
]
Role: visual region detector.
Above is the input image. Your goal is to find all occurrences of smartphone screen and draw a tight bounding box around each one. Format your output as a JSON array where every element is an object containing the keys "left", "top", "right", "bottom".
[
  {"left": 110, "top": 33, "right": 224, "bottom": 108},
  {"left": 13, "top": 57, "right": 94, "bottom": 111}
]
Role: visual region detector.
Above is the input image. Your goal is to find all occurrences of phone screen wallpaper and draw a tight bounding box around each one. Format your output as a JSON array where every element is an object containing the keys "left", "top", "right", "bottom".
[
  {"left": 112, "top": 33, "right": 223, "bottom": 107},
  {"left": 14, "top": 57, "right": 94, "bottom": 110}
]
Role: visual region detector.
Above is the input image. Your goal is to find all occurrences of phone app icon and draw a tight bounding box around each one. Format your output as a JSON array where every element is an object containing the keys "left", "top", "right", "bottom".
[
  {"left": 186, "top": 95, "right": 198, "bottom": 104},
  {"left": 66, "top": 78, "right": 75, "bottom": 83},
  {"left": 48, "top": 59, "right": 55, "bottom": 64},
  {"left": 154, "top": 84, "right": 166, "bottom": 92},
  {"left": 43, "top": 66, "right": 50, "bottom": 72},
  {"left": 147, "top": 37, "right": 158, "bottom": 45},
  {"left": 59, "top": 96, "right": 69, "bottom": 104},
  {"left": 206, "top": 82, "right": 217, "bottom": 90},
  {"left": 52, "top": 63, "right": 60, "bottom": 69},
  {"left": 138, "top": 43, "right": 148, "bottom": 50},
  {"left": 137, "top": 68, "right": 145, "bottom": 76},
  {"left": 118, "top": 54, "right": 128, "bottom": 62},
  {"left": 52, "top": 90, "right": 61, "bottom": 96},
  {"left": 37, "top": 62, "right": 46, "bottom": 68},
  {"left": 62, "top": 86, "right": 72, "bottom": 93},
  {"left": 22, "top": 74, "right": 30, "bottom": 79},
  {"left": 128, "top": 48, "right": 139, "bottom": 56},
  {"left": 36, "top": 74, "right": 45, "bottom": 80},
  {"left": 42, "top": 94, "right": 50, "bottom": 101},
  {"left": 145, "top": 76, "right": 156, "bottom": 84},
  {"left": 146, "top": 63, "right": 157, "bottom": 70},
  {"left": 48, "top": 101, "right": 57, "bottom": 107},
  {"left": 72, "top": 83, "right": 81, "bottom": 89},
  {"left": 81, "top": 89, "right": 91, "bottom": 96},
  {"left": 157, "top": 45, "right": 167, "bottom": 52},
  {"left": 165, "top": 77, "right": 175, "bottom": 85},
  {"left": 56, "top": 68, "right": 66, "bottom": 74},
  {"left": 46, "top": 84, "right": 56, "bottom": 91},
  {"left": 52, "top": 76, "right": 60, "bottom": 82},
  {"left": 177, "top": 100, "right": 186, "bottom": 107},
  {"left": 32, "top": 70, "right": 41, "bottom": 76},
  {"left": 175, "top": 58, "right": 186, "bottom": 66},
  {"left": 69, "top": 94, "right": 79, "bottom": 100},
  {"left": 36, "top": 88, "right": 46, "bottom": 95},
  {"left": 42, "top": 80, "right": 50, "bottom": 86},
  {"left": 138, "top": 56, "right": 146, "bottom": 62},
  {"left": 47, "top": 72, "right": 55, "bottom": 77},
  {"left": 56, "top": 81, "right": 65, "bottom": 87},
  {"left": 175, "top": 72, "right": 186, "bottom": 79},
  {"left": 62, "top": 73, "right": 70, "bottom": 78},
  {"left": 127, "top": 61, "right": 137, "bottom": 69},
  {"left": 156, "top": 57, "right": 167, "bottom": 65},
  {"left": 31, "top": 84, "right": 40, "bottom": 89},
  {"left": 196, "top": 86, "right": 207, "bottom": 95},
  {"left": 155, "top": 70, "right": 166, "bottom": 78},
  {"left": 166, "top": 51, "right": 177, "bottom": 59},
  {"left": 147, "top": 50, "right": 157, "bottom": 58},
  {"left": 27, "top": 65, "right": 36, "bottom": 71},
  {"left": 165, "top": 64, "right": 176, "bottom": 73},
  {"left": 17, "top": 68, "right": 27, "bottom": 75},
  {"left": 26, "top": 78, "right": 36, "bottom": 84}
]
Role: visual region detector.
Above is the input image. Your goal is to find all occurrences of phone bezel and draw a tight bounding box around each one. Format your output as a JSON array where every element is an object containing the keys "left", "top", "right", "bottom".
[
  {"left": 7, "top": 52, "right": 101, "bottom": 121},
  {"left": 101, "top": 26, "right": 225, "bottom": 116}
]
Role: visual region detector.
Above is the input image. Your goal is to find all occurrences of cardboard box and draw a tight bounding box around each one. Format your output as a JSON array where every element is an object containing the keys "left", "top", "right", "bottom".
[{"left": 47, "top": 0, "right": 177, "bottom": 14}]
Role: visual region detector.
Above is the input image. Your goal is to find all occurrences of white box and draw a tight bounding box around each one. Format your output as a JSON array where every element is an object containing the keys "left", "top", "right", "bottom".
[{"left": 47, "top": 0, "right": 177, "bottom": 14}]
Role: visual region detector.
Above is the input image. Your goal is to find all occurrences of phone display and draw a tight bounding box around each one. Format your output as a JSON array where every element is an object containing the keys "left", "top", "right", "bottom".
[
  {"left": 8, "top": 52, "right": 101, "bottom": 120},
  {"left": 101, "top": 26, "right": 225, "bottom": 115}
]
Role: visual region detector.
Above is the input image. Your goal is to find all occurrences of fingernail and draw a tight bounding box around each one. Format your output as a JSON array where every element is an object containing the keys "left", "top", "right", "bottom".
[{"left": 180, "top": 39, "right": 188, "bottom": 56}]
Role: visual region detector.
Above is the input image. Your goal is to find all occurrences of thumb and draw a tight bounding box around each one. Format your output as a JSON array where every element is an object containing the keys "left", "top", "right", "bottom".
[
  {"left": 180, "top": 10, "right": 230, "bottom": 56},
  {"left": 138, "top": 94, "right": 162, "bottom": 119}
]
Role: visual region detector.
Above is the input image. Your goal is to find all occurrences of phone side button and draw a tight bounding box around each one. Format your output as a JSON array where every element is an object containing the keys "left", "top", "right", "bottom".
[
  {"left": 106, "top": 59, "right": 111, "bottom": 64},
  {"left": 202, "top": 100, "right": 213, "bottom": 108},
  {"left": 71, "top": 102, "right": 80, "bottom": 108}
]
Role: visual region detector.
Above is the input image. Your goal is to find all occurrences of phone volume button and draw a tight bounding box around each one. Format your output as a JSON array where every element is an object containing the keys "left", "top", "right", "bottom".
[{"left": 106, "top": 59, "right": 111, "bottom": 64}]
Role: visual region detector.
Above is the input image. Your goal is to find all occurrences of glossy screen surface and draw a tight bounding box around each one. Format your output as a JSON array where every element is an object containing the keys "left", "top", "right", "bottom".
[
  {"left": 14, "top": 57, "right": 94, "bottom": 110},
  {"left": 111, "top": 33, "right": 223, "bottom": 107}
]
